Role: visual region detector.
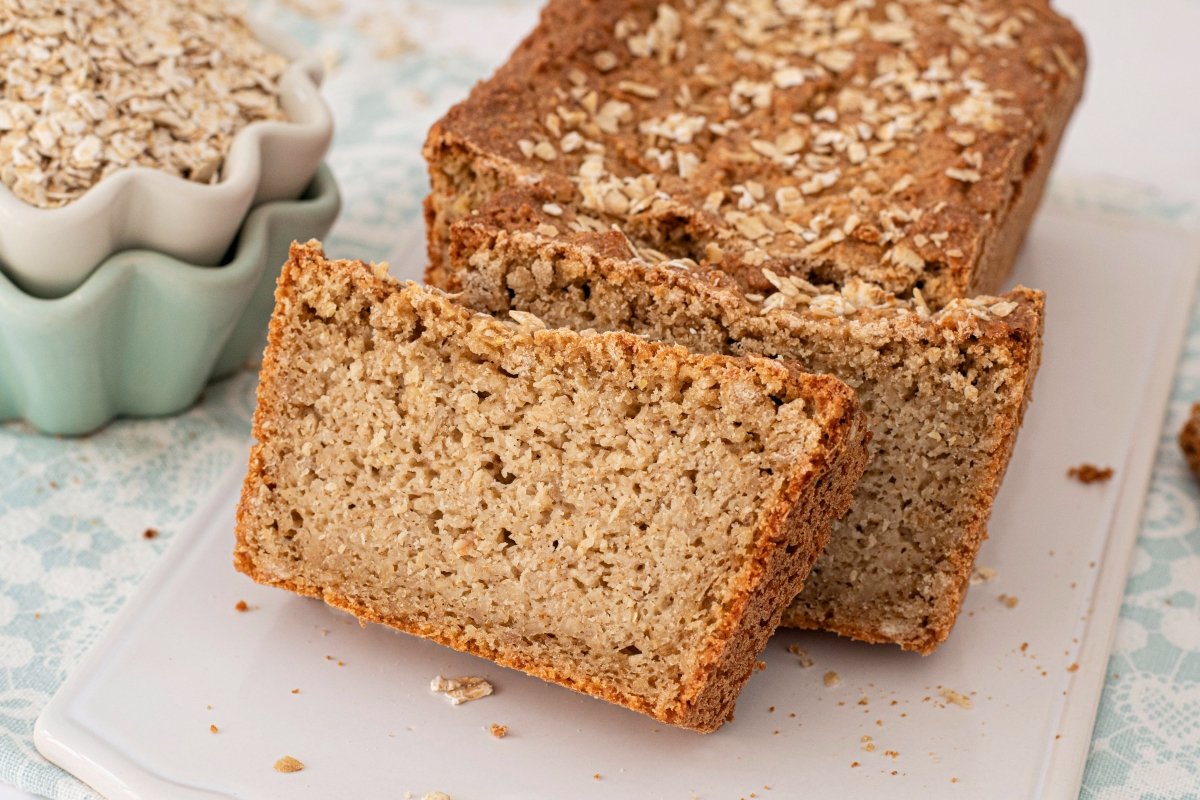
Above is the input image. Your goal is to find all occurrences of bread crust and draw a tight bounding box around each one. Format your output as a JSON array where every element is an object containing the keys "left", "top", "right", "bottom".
[
  {"left": 423, "top": 0, "right": 1086, "bottom": 306},
  {"left": 235, "top": 241, "right": 869, "bottom": 731}
]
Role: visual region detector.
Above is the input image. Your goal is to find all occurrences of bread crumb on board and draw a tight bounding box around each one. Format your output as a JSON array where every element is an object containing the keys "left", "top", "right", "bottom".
[
  {"left": 1067, "top": 464, "right": 1114, "bottom": 484},
  {"left": 273, "top": 756, "right": 304, "bottom": 773},
  {"left": 823, "top": 671, "right": 841, "bottom": 687},
  {"left": 234, "top": 600, "right": 250, "bottom": 612},
  {"left": 430, "top": 675, "right": 493, "bottom": 705},
  {"left": 209, "top": 724, "right": 218, "bottom": 734},
  {"left": 489, "top": 723, "right": 508, "bottom": 739},
  {"left": 142, "top": 528, "right": 158, "bottom": 540},
  {"left": 786, "top": 643, "right": 814, "bottom": 667},
  {"left": 998, "top": 594, "right": 1019, "bottom": 609},
  {"left": 939, "top": 688, "right": 973, "bottom": 709}
]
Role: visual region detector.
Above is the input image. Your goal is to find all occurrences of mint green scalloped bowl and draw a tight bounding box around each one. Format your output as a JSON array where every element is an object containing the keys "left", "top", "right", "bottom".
[{"left": 0, "top": 164, "right": 340, "bottom": 435}]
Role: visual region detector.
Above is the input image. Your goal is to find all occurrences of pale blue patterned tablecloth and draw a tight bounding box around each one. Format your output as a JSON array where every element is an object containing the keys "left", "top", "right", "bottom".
[{"left": 1, "top": 1, "right": 1198, "bottom": 798}]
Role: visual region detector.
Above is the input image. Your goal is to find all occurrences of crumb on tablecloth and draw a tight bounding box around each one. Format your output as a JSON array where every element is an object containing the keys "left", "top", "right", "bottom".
[
  {"left": 235, "top": 600, "right": 249, "bottom": 612},
  {"left": 209, "top": 724, "right": 218, "bottom": 734},
  {"left": 143, "top": 528, "right": 158, "bottom": 539},
  {"left": 998, "top": 594, "right": 1019, "bottom": 609},
  {"left": 823, "top": 671, "right": 841, "bottom": 688},
  {"left": 489, "top": 723, "right": 508, "bottom": 739}
]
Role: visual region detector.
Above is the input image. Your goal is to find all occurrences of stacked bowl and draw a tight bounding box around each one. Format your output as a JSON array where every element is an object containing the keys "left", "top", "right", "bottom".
[{"left": 0, "top": 18, "right": 340, "bottom": 435}]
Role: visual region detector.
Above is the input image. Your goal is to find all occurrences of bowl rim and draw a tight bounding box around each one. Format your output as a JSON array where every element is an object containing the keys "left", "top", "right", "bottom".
[{"left": 0, "top": 163, "right": 341, "bottom": 316}]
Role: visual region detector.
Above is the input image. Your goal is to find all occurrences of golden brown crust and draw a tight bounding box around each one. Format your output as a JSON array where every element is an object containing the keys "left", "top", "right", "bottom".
[
  {"left": 424, "top": 0, "right": 1086, "bottom": 305},
  {"left": 235, "top": 240, "right": 869, "bottom": 731}
]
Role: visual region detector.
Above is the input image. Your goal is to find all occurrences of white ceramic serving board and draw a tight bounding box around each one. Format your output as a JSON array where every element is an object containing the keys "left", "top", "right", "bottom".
[{"left": 34, "top": 204, "right": 1200, "bottom": 799}]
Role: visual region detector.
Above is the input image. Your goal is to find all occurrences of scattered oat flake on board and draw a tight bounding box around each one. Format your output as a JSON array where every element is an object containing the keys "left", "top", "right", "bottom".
[
  {"left": 823, "top": 670, "right": 841, "bottom": 687},
  {"left": 430, "top": 675, "right": 493, "bottom": 705},
  {"left": 1067, "top": 464, "right": 1114, "bottom": 484},
  {"left": 787, "top": 643, "right": 814, "bottom": 667},
  {"left": 489, "top": 723, "right": 508, "bottom": 739},
  {"left": 273, "top": 756, "right": 304, "bottom": 773},
  {"left": 939, "top": 688, "right": 973, "bottom": 709}
]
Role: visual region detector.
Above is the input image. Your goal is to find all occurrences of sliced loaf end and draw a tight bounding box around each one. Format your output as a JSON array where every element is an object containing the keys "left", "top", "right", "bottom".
[{"left": 235, "top": 241, "right": 869, "bottom": 730}]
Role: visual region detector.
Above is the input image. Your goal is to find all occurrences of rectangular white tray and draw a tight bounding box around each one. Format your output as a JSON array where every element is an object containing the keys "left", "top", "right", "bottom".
[{"left": 34, "top": 203, "right": 1200, "bottom": 799}]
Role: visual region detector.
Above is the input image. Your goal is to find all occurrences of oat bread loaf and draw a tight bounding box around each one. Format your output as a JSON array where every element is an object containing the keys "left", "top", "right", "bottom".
[
  {"left": 424, "top": 0, "right": 1085, "bottom": 306},
  {"left": 235, "top": 241, "right": 870, "bottom": 731},
  {"left": 444, "top": 213, "right": 1044, "bottom": 653}
]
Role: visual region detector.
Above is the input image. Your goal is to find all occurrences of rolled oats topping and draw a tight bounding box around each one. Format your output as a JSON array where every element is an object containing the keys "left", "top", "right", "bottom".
[
  {"left": 431, "top": 0, "right": 1085, "bottom": 308},
  {"left": 755, "top": 268, "right": 1019, "bottom": 323},
  {"left": 0, "top": 0, "right": 289, "bottom": 208}
]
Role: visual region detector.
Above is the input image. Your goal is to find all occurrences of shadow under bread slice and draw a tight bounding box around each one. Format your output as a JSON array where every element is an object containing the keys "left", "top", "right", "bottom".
[
  {"left": 234, "top": 241, "right": 869, "bottom": 732},
  {"left": 444, "top": 210, "right": 1044, "bottom": 655}
]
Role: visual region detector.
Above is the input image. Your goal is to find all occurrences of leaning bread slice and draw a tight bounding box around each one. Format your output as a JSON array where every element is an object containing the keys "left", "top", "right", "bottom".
[
  {"left": 445, "top": 212, "right": 1044, "bottom": 654},
  {"left": 235, "top": 241, "right": 869, "bottom": 732}
]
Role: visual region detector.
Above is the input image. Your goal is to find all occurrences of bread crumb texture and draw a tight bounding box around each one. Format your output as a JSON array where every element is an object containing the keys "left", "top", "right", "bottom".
[
  {"left": 235, "top": 242, "right": 868, "bottom": 731},
  {"left": 489, "top": 723, "right": 508, "bottom": 739}
]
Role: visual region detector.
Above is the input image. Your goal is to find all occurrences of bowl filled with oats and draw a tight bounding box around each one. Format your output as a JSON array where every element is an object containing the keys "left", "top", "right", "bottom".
[{"left": 0, "top": 0, "right": 334, "bottom": 297}]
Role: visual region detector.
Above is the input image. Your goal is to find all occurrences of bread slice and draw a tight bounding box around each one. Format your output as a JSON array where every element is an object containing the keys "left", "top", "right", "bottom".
[
  {"left": 424, "top": 0, "right": 1085, "bottom": 306},
  {"left": 235, "top": 241, "right": 870, "bottom": 731},
  {"left": 443, "top": 213, "right": 1044, "bottom": 653}
]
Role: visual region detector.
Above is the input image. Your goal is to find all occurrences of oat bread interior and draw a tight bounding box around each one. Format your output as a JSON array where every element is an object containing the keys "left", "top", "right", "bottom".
[
  {"left": 235, "top": 241, "right": 869, "bottom": 731},
  {"left": 446, "top": 218, "right": 1044, "bottom": 653},
  {"left": 424, "top": 0, "right": 1085, "bottom": 306}
]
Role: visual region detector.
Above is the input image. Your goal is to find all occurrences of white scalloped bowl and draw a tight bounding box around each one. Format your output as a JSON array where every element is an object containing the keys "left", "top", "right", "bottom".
[{"left": 0, "top": 21, "right": 333, "bottom": 299}]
